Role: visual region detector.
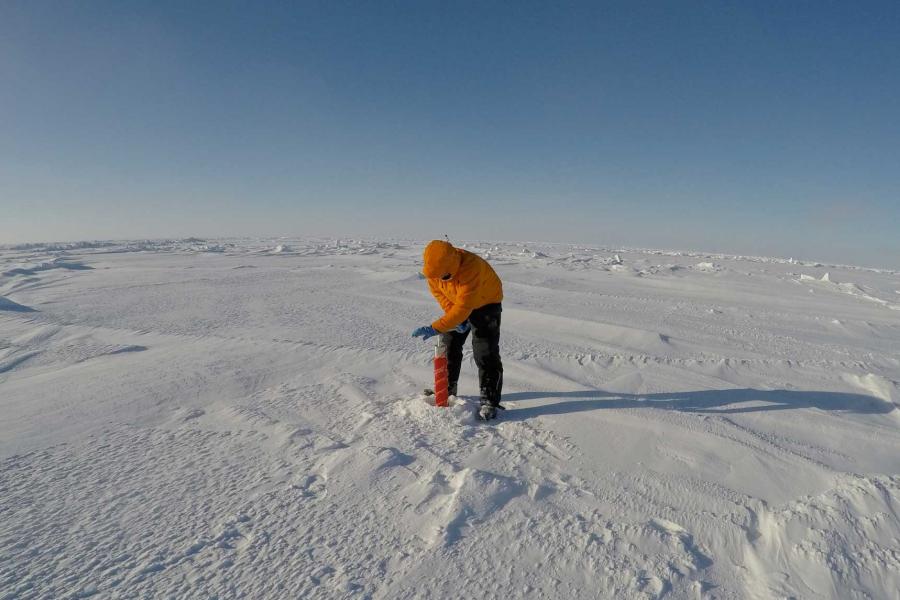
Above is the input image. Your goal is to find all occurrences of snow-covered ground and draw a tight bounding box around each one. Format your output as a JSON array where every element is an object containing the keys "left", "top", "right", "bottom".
[{"left": 1, "top": 237, "right": 898, "bottom": 599}]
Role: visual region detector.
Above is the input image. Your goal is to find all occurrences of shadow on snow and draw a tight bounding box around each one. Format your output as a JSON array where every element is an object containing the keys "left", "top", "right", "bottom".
[{"left": 502, "top": 388, "right": 897, "bottom": 420}]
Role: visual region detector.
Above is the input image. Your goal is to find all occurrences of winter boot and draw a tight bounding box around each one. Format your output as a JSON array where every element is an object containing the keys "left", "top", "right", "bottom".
[{"left": 478, "top": 402, "right": 497, "bottom": 421}]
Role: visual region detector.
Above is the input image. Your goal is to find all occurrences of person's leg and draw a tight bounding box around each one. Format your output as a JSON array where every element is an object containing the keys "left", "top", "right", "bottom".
[
  {"left": 443, "top": 329, "right": 469, "bottom": 396},
  {"left": 469, "top": 303, "right": 503, "bottom": 407}
]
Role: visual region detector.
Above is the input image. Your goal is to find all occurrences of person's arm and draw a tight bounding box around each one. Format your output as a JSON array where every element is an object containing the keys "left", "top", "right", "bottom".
[
  {"left": 432, "top": 271, "right": 479, "bottom": 332},
  {"left": 427, "top": 279, "right": 455, "bottom": 313}
]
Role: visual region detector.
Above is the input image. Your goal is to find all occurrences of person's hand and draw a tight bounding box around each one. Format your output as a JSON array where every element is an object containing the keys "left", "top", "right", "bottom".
[
  {"left": 454, "top": 321, "right": 470, "bottom": 334},
  {"left": 412, "top": 326, "right": 438, "bottom": 340}
]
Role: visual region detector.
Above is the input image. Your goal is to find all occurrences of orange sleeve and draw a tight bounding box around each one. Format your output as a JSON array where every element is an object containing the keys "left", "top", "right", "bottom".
[
  {"left": 431, "top": 270, "right": 479, "bottom": 332},
  {"left": 427, "top": 279, "right": 454, "bottom": 313}
]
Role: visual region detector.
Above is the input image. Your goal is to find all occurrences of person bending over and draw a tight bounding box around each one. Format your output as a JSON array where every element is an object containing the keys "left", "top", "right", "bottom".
[{"left": 412, "top": 240, "right": 504, "bottom": 420}]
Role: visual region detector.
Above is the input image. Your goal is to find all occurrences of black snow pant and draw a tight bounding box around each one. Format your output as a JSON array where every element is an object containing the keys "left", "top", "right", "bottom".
[{"left": 441, "top": 303, "right": 503, "bottom": 406}]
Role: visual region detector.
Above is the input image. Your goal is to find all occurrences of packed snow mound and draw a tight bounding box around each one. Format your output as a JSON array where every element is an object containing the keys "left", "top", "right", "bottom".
[{"left": 692, "top": 261, "right": 720, "bottom": 272}]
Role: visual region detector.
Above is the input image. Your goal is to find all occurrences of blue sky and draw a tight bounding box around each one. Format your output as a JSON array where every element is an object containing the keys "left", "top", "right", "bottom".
[{"left": 1, "top": 1, "right": 898, "bottom": 267}]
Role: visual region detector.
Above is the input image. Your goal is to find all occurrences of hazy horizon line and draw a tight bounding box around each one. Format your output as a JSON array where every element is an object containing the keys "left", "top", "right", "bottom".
[{"left": 2, "top": 234, "right": 896, "bottom": 273}]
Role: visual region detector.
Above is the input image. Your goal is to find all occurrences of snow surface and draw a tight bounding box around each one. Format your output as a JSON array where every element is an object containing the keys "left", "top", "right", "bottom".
[{"left": 1, "top": 238, "right": 899, "bottom": 599}]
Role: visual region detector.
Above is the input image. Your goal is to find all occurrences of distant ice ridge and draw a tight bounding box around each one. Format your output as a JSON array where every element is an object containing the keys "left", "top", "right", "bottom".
[
  {"left": 0, "top": 238, "right": 235, "bottom": 255},
  {"left": 797, "top": 271, "right": 900, "bottom": 310},
  {"left": 2, "top": 237, "right": 896, "bottom": 274}
]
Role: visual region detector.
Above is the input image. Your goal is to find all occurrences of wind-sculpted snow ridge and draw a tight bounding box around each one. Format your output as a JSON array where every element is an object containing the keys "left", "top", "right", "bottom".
[
  {"left": 0, "top": 296, "right": 36, "bottom": 313},
  {"left": 797, "top": 272, "right": 900, "bottom": 311},
  {"left": 1, "top": 238, "right": 899, "bottom": 598},
  {"left": 2, "top": 256, "right": 93, "bottom": 277},
  {"left": 742, "top": 474, "right": 900, "bottom": 598}
]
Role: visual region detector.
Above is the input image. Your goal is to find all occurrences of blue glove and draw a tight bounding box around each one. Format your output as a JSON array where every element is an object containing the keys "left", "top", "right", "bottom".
[
  {"left": 412, "top": 326, "right": 438, "bottom": 340},
  {"left": 454, "top": 321, "right": 470, "bottom": 334}
]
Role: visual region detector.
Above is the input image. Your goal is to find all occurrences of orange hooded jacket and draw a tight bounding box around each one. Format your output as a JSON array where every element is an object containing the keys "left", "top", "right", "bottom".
[{"left": 422, "top": 240, "right": 503, "bottom": 333}]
